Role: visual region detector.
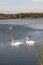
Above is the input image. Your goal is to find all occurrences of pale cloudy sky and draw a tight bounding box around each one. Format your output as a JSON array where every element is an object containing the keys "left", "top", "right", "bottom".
[{"left": 0, "top": 0, "right": 43, "bottom": 14}]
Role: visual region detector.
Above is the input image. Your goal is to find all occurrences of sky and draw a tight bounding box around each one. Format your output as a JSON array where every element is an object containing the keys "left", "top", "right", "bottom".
[{"left": 0, "top": 0, "right": 43, "bottom": 14}]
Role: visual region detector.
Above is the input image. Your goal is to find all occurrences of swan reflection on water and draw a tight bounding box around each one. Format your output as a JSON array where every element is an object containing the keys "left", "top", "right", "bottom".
[{"left": 11, "top": 37, "right": 36, "bottom": 47}]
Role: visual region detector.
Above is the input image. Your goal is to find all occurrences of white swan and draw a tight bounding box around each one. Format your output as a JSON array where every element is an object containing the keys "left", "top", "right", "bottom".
[
  {"left": 9, "top": 27, "right": 12, "bottom": 30},
  {"left": 26, "top": 37, "right": 35, "bottom": 46},
  {"left": 11, "top": 38, "right": 23, "bottom": 47}
]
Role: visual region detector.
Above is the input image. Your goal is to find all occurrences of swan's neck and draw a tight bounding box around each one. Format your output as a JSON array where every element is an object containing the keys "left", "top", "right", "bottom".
[
  {"left": 26, "top": 37, "right": 29, "bottom": 41},
  {"left": 27, "top": 39, "right": 29, "bottom": 42},
  {"left": 12, "top": 39, "right": 15, "bottom": 44}
]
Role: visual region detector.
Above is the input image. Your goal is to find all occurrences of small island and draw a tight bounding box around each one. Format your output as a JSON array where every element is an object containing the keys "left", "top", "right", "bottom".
[{"left": 0, "top": 13, "right": 43, "bottom": 19}]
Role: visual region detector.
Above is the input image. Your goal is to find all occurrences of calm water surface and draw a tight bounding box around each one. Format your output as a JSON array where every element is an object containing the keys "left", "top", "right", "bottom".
[{"left": 0, "top": 19, "right": 43, "bottom": 65}]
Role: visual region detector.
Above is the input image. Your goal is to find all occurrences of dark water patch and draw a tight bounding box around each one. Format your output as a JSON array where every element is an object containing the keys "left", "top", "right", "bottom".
[{"left": 0, "top": 44, "right": 38, "bottom": 65}]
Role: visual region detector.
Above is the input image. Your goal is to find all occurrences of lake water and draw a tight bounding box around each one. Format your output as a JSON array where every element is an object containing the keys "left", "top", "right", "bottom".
[{"left": 0, "top": 18, "right": 43, "bottom": 65}]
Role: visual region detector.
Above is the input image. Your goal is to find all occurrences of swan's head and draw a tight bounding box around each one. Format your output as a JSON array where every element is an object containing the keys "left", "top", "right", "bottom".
[
  {"left": 11, "top": 38, "right": 14, "bottom": 41},
  {"left": 26, "top": 37, "right": 29, "bottom": 41}
]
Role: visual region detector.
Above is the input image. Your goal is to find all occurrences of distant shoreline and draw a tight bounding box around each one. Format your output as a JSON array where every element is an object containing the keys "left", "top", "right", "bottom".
[{"left": 0, "top": 13, "right": 43, "bottom": 19}]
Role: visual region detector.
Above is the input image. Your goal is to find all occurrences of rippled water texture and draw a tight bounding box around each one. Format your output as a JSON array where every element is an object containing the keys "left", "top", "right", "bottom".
[{"left": 0, "top": 18, "right": 43, "bottom": 65}]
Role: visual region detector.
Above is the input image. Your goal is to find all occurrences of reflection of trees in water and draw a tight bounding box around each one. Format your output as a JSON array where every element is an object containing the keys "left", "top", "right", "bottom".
[{"left": 41, "top": 41, "right": 43, "bottom": 65}]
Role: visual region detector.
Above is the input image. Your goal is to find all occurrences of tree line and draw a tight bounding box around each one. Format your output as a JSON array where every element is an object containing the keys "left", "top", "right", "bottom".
[{"left": 0, "top": 13, "right": 43, "bottom": 19}]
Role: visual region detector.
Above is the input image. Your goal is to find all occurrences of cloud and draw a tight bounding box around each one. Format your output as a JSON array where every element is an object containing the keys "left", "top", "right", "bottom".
[
  {"left": 32, "top": 0, "right": 43, "bottom": 2},
  {"left": 0, "top": 5, "right": 43, "bottom": 13}
]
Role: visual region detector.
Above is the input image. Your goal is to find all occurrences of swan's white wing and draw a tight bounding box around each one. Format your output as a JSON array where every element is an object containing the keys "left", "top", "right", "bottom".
[
  {"left": 26, "top": 41, "right": 35, "bottom": 46},
  {"left": 11, "top": 42, "right": 23, "bottom": 47}
]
